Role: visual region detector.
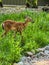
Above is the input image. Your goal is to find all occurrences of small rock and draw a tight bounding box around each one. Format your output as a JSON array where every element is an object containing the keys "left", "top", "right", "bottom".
[
  {"left": 21, "top": 56, "right": 27, "bottom": 62},
  {"left": 36, "top": 52, "right": 46, "bottom": 58},
  {"left": 37, "top": 48, "right": 45, "bottom": 52},
  {"left": 31, "top": 58, "right": 38, "bottom": 63},
  {"left": 45, "top": 46, "right": 49, "bottom": 50},
  {"left": 44, "top": 50, "right": 49, "bottom": 55},
  {"left": 13, "top": 63, "right": 19, "bottom": 65},
  {"left": 26, "top": 52, "right": 34, "bottom": 57},
  {"left": 24, "top": 62, "right": 30, "bottom": 65},
  {"left": 18, "top": 61, "right": 24, "bottom": 65},
  {"left": 40, "top": 52, "right": 46, "bottom": 56},
  {"left": 27, "top": 57, "right": 32, "bottom": 62}
]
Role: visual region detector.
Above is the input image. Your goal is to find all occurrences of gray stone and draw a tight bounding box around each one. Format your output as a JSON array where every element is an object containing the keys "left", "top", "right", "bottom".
[
  {"left": 13, "top": 63, "right": 19, "bottom": 65},
  {"left": 31, "top": 58, "right": 38, "bottom": 63},
  {"left": 36, "top": 48, "right": 45, "bottom": 52},
  {"left": 27, "top": 57, "right": 32, "bottom": 62},
  {"left": 18, "top": 61, "right": 24, "bottom": 65},
  {"left": 45, "top": 46, "right": 49, "bottom": 50},
  {"left": 36, "top": 52, "right": 46, "bottom": 58},
  {"left": 44, "top": 50, "right": 49, "bottom": 55},
  {"left": 24, "top": 62, "right": 30, "bottom": 65},
  {"left": 26, "top": 52, "right": 34, "bottom": 57},
  {"left": 21, "top": 56, "right": 27, "bottom": 62}
]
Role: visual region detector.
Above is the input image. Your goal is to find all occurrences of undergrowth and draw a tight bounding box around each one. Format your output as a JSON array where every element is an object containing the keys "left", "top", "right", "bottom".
[{"left": 0, "top": 10, "right": 49, "bottom": 65}]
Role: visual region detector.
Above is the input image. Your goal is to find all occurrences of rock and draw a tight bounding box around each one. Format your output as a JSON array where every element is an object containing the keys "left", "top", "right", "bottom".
[
  {"left": 21, "top": 56, "right": 27, "bottom": 62},
  {"left": 21, "top": 56, "right": 32, "bottom": 62},
  {"left": 36, "top": 48, "right": 45, "bottom": 52},
  {"left": 27, "top": 57, "right": 32, "bottom": 62},
  {"left": 42, "top": 7, "right": 49, "bottom": 12},
  {"left": 45, "top": 46, "right": 49, "bottom": 50},
  {"left": 36, "top": 52, "right": 46, "bottom": 58},
  {"left": 31, "top": 58, "right": 38, "bottom": 63},
  {"left": 24, "top": 62, "right": 30, "bottom": 65},
  {"left": 18, "top": 61, "right": 24, "bottom": 65},
  {"left": 44, "top": 50, "right": 49, "bottom": 55},
  {"left": 13, "top": 63, "right": 19, "bottom": 65},
  {"left": 0, "top": 6, "right": 26, "bottom": 14},
  {"left": 26, "top": 52, "right": 34, "bottom": 57}
]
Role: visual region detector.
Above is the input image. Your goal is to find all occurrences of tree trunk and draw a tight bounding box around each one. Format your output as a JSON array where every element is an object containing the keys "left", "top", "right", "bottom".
[{"left": 0, "top": 0, "right": 3, "bottom": 7}]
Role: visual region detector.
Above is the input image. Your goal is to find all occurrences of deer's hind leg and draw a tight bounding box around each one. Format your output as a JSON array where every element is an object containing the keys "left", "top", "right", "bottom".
[
  {"left": 1, "top": 29, "right": 10, "bottom": 37},
  {"left": 1, "top": 31, "right": 7, "bottom": 37}
]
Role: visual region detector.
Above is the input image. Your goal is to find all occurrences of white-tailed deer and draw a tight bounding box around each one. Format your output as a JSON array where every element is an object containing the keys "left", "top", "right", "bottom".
[{"left": 1, "top": 17, "right": 34, "bottom": 37}]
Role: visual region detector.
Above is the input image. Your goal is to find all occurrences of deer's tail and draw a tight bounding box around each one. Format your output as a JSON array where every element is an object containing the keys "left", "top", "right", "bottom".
[{"left": 2, "top": 23, "right": 4, "bottom": 30}]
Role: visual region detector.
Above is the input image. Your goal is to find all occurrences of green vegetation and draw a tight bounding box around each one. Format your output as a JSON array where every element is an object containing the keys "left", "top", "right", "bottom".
[
  {"left": 32, "top": 0, "right": 38, "bottom": 7},
  {"left": 0, "top": 10, "right": 49, "bottom": 65},
  {"left": 26, "top": 0, "right": 38, "bottom": 7}
]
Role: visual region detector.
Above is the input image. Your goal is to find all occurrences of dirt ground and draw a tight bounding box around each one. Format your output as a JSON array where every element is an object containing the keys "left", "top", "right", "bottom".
[{"left": 34, "top": 60, "right": 49, "bottom": 65}]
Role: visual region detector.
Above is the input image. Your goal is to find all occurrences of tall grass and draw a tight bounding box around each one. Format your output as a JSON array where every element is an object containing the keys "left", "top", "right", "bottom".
[{"left": 0, "top": 10, "right": 49, "bottom": 65}]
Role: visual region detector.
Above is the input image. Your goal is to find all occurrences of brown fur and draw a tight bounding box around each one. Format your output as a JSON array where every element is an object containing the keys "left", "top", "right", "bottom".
[{"left": 1, "top": 17, "right": 33, "bottom": 37}]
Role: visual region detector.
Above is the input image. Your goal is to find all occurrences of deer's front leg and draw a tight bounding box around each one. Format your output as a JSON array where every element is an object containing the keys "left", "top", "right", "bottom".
[
  {"left": 13, "top": 31, "right": 17, "bottom": 38},
  {"left": 19, "top": 31, "right": 22, "bottom": 35}
]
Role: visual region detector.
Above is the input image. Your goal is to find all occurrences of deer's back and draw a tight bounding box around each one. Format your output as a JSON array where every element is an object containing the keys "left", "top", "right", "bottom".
[{"left": 3, "top": 20, "right": 25, "bottom": 31}]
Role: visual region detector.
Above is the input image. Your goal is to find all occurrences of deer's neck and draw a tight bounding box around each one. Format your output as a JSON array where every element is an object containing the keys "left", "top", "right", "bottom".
[{"left": 25, "top": 20, "right": 29, "bottom": 25}]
